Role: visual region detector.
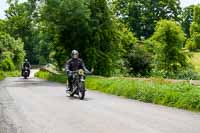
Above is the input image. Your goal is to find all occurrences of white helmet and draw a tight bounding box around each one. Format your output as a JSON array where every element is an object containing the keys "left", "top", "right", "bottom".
[{"left": 71, "top": 50, "right": 79, "bottom": 58}]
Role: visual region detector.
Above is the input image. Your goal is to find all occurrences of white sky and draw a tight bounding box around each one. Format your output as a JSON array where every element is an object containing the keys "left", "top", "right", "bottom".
[{"left": 0, "top": 0, "right": 200, "bottom": 19}]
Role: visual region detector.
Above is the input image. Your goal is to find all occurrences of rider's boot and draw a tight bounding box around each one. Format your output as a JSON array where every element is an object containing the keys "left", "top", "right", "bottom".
[{"left": 66, "top": 83, "right": 72, "bottom": 92}]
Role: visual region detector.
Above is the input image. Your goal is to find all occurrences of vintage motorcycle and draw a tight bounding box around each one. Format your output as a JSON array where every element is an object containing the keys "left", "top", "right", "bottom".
[
  {"left": 23, "top": 67, "right": 30, "bottom": 79},
  {"left": 66, "top": 69, "right": 86, "bottom": 100}
]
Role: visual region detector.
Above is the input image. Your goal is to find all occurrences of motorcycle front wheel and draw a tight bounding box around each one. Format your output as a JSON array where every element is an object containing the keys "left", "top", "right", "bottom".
[{"left": 78, "top": 82, "right": 85, "bottom": 100}]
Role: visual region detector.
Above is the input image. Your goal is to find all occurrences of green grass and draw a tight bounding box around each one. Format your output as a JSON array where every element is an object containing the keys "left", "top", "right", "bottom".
[
  {"left": 4, "top": 71, "right": 20, "bottom": 77},
  {"left": 0, "top": 71, "right": 20, "bottom": 81},
  {"left": 0, "top": 71, "right": 5, "bottom": 81},
  {"left": 35, "top": 71, "right": 200, "bottom": 112},
  {"left": 35, "top": 71, "right": 67, "bottom": 83},
  {"left": 190, "top": 52, "right": 200, "bottom": 74}
]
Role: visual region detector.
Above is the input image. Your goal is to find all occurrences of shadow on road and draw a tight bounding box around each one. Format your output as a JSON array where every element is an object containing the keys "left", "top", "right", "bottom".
[{"left": 66, "top": 95, "right": 93, "bottom": 101}]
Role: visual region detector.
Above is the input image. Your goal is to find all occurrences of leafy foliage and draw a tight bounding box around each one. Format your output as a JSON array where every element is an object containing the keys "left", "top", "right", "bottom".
[
  {"left": 151, "top": 20, "right": 187, "bottom": 75},
  {"left": 113, "top": 0, "right": 182, "bottom": 39},
  {"left": 1, "top": 0, "right": 199, "bottom": 79},
  {"left": 0, "top": 71, "right": 5, "bottom": 80},
  {"left": 181, "top": 5, "right": 194, "bottom": 38},
  {"left": 0, "top": 32, "right": 25, "bottom": 71},
  {"left": 5, "top": 0, "right": 40, "bottom": 64},
  {"left": 186, "top": 5, "right": 200, "bottom": 51},
  {"left": 124, "top": 42, "right": 152, "bottom": 76},
  {"left": 39, "top": 0, "right": 121, "bottom": 76}
]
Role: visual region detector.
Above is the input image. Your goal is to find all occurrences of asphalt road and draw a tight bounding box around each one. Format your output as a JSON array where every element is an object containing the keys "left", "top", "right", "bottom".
[{"left": 0, "top": 71, "right": 200, "bottom": 133}]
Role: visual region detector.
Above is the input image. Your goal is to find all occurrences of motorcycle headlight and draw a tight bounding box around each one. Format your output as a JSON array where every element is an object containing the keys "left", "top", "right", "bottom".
[{"left": 78, "top": 69, "right": 84, "bottom": 76}]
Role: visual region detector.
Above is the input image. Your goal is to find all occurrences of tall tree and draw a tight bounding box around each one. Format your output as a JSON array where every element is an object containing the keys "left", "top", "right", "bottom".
[
  {"left": 181, "top": 5, "right": 194, "bottom": 38},
  {"left": 189, "top": 5, "right": 200, "bottom": 50},
  {"left": 88, "top": 0, "right": 120, "bottom": 76},
  {"left": 40, "top": 0, "right": 91, "bottom": 68},
  {"left": 151, "top": 20, "right": 187, "bottom": 74},
  {"left": 113, "top": 0, "right": 181, "bottom": 39},
  {"left": 0, "top": 32, "right": 25, "bottom": 71},
  {"left": 5, "top": 0, "right": 39, "bottom": 64}
]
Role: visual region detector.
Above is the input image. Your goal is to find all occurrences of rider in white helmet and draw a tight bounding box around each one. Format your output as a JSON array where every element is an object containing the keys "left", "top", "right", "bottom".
[
  {"left": 21, "top": 58, "right": 31, "bottom": 76},
  {"left": 65, "top": 50, "right": 91, "bottom": 91}
]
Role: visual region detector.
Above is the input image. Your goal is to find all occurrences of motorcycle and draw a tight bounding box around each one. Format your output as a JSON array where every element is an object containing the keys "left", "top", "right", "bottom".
[
  {"left": 66, "top": 69, "right": 86, "bottom": 100},
  {"left": 23, "top": 67, "right": 30, "bottom": 79}
]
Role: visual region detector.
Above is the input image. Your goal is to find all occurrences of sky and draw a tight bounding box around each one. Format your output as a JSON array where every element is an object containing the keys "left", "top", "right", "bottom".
[{"left": 0, "top": 0, "right": 200, "bottom": 19}]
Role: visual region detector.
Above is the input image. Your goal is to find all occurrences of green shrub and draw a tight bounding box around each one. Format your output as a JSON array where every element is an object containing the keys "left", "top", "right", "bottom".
[
  {"left": 151, "top": 67, "right": 200, "bottom": 80},
  {"left": 151, "top": 20, "right": 187, "bottom": 73},
  {"left": 0, "top": 32, "right": 25, "bottom": 70},
  {"left": 124, "top": 43, "right": 152, "bottom": 76},
  {"left": 0, "top": 58, "right": 15, "bottom": 71},
  {"left": 35, "top": 70, "right": 67, "bottom": 83},
  {"left": 185, "top": 38, "right": 196, "bottom": 51},
  {"left": 0, "top": 71, "right": 5, "bottom": 80},
  {"left": 4, "top": 71, "right": 20, "bottom": 77}
]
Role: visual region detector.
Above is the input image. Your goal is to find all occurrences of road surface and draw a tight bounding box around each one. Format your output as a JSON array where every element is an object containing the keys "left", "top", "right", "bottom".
[{"left": 0, "top": 71, "right": 200, "bottom": 133}]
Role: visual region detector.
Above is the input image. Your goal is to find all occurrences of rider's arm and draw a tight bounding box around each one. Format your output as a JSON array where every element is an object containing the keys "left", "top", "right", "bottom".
[
  {"left": 81, "top": 60, "right": 91, "bottom": 74},
  {"left": 28, "top": 62, "right": 31, "bottom": 69},
  {"left": 65, "top": 60, "right": 71, "bottom": 74}
]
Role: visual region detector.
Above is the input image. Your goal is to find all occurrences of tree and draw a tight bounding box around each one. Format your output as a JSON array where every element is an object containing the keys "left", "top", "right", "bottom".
[
  {"left": 0, "top": 32, "right": 25, "bottom": 71},
  {"left": 5, "top": 0, "right": 40, "bottom": 64},
  {"left": 0, "top": 20, "right": 6, "bottom": 32},
  {"left": 151, "top": 20, "right": 187, "bottom": 73},
  {"left": 39, "top": 0, "right": 121, "bottom": 76},
  {"left": 113, "top": 0, "right": 181, "bottom": 39},
  {"left": 87, "top": 0, "right": 121, "bottom": 76},
  {"left": 186, "top": 5, "right": 200, "bottom": 51},
  {"left": 181, "top": 5, "right": 194, "bottom": 38},
  {"left": 39, "top": 0, "right": 91, "bottom": 68}
]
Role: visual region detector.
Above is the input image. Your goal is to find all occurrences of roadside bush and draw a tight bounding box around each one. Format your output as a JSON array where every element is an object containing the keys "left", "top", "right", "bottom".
[
  {"left": 35, "top": 70, "right": 67, "bottom": 83},
  {"left": 185, "top": 38, "right": 196, "bottom": 51},
  {"left": 124, "top": 43, "right": 152, "bottom": 76},
  {"left": 0, "top": 32, "right": 25, "bottom": 71},
  {"left": 4, "top": 71, "right": 20, "bottom": 77},
  {"left": 0, "top": 58, "right": 15, "bottom": 71},
  {"left": 151, "top": 66, "right": 200, "bottom": 80},
  {"left": 151, "top": 20, "right": 187, "bottom": 73},
  {"left": 0, "top": 71, "right": 5, "bottom": 80}
]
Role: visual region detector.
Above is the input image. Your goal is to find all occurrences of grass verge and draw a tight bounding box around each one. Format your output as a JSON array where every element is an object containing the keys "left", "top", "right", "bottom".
[
  {"left": 35, "top": 71, "right": 200, "bottom": 112},
  {"left": 0, "top": 71, "right": 5, "bottom": 81},
  {"left": 4, "top": 71, "right": 20, "bottom": 77},
  {"left": 0, "top": 71, "right": 20, "bottom": 81}
]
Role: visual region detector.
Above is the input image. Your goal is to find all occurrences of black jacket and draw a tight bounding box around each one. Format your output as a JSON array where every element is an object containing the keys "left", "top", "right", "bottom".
[
  {"left": 23, "top": 61, "right": 31, "bottom": 69},
  {"left": 65, "top": 58, "right": 90, "bottom": 73}
]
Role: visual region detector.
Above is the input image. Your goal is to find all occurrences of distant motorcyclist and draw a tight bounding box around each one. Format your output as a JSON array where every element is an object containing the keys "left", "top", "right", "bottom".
[
  {"left": 22, "top": 59, "right": 31, "bottom": 76},
  {"left": 65, "top": 50, "right": 91, "bottom": 91}
]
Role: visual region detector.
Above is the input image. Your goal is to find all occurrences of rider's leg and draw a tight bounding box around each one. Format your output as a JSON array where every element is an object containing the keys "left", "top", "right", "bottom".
[
  {"left": 67, "top": 74, "right": 73, "bottom": 91},
  {"left": 28, "top": 69, "right": 30, "bottom": 76},
  {"left": 21, "top": 68, "right": 24, "bottom": 76}
]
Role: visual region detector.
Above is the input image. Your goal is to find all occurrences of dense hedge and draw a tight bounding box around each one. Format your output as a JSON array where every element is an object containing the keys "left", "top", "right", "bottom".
[{"left": 35, "top": 71, "right": 200, "bottom": 112}]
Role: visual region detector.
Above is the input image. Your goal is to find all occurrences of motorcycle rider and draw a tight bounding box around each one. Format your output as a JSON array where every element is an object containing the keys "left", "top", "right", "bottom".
[
  {"left": 22, "top": 59, "right": 31, "bottom": 76},
  {"left": 65, "top": 50, "right": 91, "bottom": 91}
]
